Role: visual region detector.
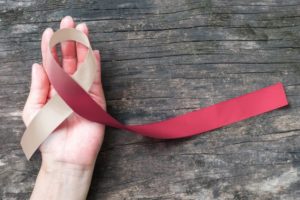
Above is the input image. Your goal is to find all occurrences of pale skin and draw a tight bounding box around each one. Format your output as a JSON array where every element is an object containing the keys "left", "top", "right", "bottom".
[{"left": 22, "top": 16, "right": 106, "bottom": 200}]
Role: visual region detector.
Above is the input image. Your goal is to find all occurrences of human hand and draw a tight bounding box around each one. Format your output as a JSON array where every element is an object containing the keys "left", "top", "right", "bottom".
[{"left": 22, "top": 16, "right": 106, "bottom": 199}]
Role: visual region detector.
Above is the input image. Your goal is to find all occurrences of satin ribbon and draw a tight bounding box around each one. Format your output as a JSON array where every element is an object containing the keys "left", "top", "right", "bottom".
[{"left": 21, "top": 28, "right": 288, "bottom": 160}]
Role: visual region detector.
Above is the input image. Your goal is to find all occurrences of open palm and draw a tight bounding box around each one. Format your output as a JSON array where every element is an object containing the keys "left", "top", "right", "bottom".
[{"left": 22, "top": 16, "right": 106, "bottom": 167}]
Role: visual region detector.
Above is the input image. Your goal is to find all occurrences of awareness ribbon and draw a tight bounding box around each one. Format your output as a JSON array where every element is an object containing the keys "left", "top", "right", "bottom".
[{"left": 21, "top": 28, "right": 288, "bottom": 160}]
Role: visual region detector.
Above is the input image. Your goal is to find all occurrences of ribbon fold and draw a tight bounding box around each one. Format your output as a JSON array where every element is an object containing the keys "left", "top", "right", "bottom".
[{"left": 21, "top": 28, "right": 288, "bottom": 160}]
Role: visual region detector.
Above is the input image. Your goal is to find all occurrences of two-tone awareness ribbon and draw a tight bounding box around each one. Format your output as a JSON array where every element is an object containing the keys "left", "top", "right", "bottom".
[{"left": 21, "top": 28, "right": 289, "bottom": 160}]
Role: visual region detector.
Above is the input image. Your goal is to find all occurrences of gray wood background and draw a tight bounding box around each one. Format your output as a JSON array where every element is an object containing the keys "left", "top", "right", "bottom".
[{"left": 1, "top": 0, "right": 300, "bottom": 199}]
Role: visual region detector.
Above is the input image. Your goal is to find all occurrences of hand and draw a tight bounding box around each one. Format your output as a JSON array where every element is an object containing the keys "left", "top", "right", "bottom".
[{"left": 22, "top": 16, "right": 106, "bottom": 200}]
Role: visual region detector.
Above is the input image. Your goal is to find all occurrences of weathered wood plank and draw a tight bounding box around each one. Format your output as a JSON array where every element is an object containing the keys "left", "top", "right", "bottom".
[{"left": 0, "top": 0, "right": 300, "bottom": 199}]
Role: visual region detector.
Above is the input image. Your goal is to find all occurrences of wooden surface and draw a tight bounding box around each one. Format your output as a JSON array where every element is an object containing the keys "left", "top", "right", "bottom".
[{"left": 1, "top": 0, "right": 300, "bottom": 199}]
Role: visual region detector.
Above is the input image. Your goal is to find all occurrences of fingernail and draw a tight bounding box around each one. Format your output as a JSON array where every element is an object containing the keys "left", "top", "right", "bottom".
[
  {"left": 32, "top": 63, "right": 39, "bottom": 72},
  {"left": 76, "top": 23, "right": 87, "bottom": 31},
  {"left": 63, "top": 16, "right": 73, "bottom": 22},
  {"left": 32, "top": 63, "right": 38, "bottom": 76},
  {"left": 93, "top": 50, "right": 100, "bottom": 59},
  {"left": 43, "top": 28, "right": 53, "bottom": 36},
  {"left": 45, "top": 27, "right": 53, "bottom": 32},
  {"left": 60, "top": 16, "right": 74, "bottom": 27}
]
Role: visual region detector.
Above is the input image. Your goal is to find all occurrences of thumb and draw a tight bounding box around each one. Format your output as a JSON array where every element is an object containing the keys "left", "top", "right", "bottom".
[{"left": 22, "top": 63, "right": 50, "bottom": 126}]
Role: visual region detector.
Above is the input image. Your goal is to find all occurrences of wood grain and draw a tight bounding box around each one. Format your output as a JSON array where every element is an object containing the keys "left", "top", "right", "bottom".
[{"left": 0, "top": 0, "right": 300, "bottom": 199}]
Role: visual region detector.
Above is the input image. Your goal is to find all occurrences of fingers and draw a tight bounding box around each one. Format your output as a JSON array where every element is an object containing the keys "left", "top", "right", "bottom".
[
  {"left": 37, "top": 17, "right": 105, "bottom": 113},
  {"left": 41, "top": 28, "right": 59, "bottom": 65},
  {"left": 60, "top": 16, "right": 77, "bottom": 74},
  {"left": 76, "top": 23, "right": 89, "bottom": 64},
  {"left": 89, "top": 50, "right": 106, "bottom": 110},
  {"left": 41, "top": 28, "right": 57, "bottom": 98},
  {"left": 75, "top": 23, "right": 106, "bottom": 109},
  {"left": 23, "top": 63, "right": 50, "bottom": 126}
]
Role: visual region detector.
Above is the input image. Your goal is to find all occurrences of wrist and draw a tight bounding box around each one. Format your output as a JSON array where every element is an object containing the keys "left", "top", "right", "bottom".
[
  {"left": 40, "top": 155, "right": 96, "bottom": 173},
  {"left": 30, "top": 161, "right": 94, "bottom": 200}
]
